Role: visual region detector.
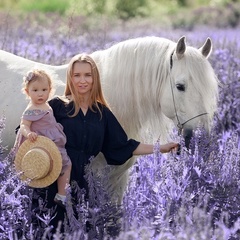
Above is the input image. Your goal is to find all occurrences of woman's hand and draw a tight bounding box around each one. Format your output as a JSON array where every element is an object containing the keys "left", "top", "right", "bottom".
[
  {"left": 160, "top": 142, "right": 179, "bottom": 153},
  {"left": 133, "top": 142, "right": 179, "bottom": 155}
]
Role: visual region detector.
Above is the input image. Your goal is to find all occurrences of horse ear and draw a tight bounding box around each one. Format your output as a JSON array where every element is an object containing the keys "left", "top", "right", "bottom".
[
  {"left": 199, "top": 38, "right": 212, "bottom": 58},
  {"left": 176, "top": 36, "right": 186, "bottom": 59}
]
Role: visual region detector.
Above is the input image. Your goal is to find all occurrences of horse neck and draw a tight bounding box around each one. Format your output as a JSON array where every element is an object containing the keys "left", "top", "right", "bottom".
[{"left": 92, "top": 38, "right": 174, "bottom": 140}]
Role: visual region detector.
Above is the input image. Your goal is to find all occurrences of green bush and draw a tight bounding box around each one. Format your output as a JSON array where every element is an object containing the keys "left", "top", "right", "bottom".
[
  {"left": 115, "top": 0, "right": 149, "bottom": 20},
  {"left": 67, "top": 0, "right": 108, "bottom": 16},
  {"left": 171, "top": 2, "right": 240, "bottom": 29},
  {"left": 2, "top": 0, "right": 70, "bottom": 14},
  {"left": 0, "top": 0, "right": 239, "bottom": 25}
]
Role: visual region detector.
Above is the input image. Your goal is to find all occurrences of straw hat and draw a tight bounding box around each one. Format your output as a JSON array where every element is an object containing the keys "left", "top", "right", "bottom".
[{"left": 14, "top": 136, "right": 62, "bottom": 188}]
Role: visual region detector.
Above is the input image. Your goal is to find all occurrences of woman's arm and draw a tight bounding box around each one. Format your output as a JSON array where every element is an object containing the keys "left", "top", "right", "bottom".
[{"left": 133, "top": 142, "right": 178, "bottom": 155}]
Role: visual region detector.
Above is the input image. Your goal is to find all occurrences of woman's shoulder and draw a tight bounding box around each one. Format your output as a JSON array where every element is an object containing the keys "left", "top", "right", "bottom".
[
  {"left": 94, "top": 103, "right": 111, "bottom": 113},
  {"left": 48, "top": 95, "right": 73, "bottom": 117},
  {"left": 49, "top": 95, "right": 65, "bottom": 103},
  {"left": 48, "top": 95, "right": 68, "bottom": 107},
  {"left": 97, "top": 104, "right": 118, "bottom": 121}
]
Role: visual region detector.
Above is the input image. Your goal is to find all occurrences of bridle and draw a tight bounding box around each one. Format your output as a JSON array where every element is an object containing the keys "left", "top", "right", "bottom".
[{"left": 169, "top": 51, "right": 208, "bottom": 135}]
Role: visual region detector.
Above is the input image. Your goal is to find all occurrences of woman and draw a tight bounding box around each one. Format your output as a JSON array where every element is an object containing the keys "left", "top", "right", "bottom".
[
  {"left": 49, "top": 53, "right": 178, "bottom": 193},
  {"left": 34, "top": 53, "right": 178, "bottom": 236}
]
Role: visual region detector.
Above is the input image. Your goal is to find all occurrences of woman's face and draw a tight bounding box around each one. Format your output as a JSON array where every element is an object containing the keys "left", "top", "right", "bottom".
[{"left": 71, "top": 62, "right": 93, "bottom": 96}]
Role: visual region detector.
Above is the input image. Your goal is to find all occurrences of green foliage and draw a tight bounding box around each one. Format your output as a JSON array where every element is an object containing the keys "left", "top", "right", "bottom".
[
  {"left": 67, "top": 0, "right": 150, "bottom": 20},
  {"left": 1, "top": 0, "right": 70, "bottom": 14},
  {"left": 115, "top": 0, "right": 149, "bottom": 20},
  {"left": 23, "top": 0, "right": 70, "bottom": 14},
  {"left": 0, "top": 0, "right": 17, "bottom": 8},
  {"left": 91, "top": 0, "right": 107, "bottom": 14},
  {"left": 171, "top": 2, "right": 240, "bottom": 29},
  {"left": 67, "top": 0, "right": 108, "bottom": 16},
  {"left": 177, "top": 0, "right": 188, "bottom": 6},
  {"left": 0, "top": 0, "right": 239, "bottom": 24}
]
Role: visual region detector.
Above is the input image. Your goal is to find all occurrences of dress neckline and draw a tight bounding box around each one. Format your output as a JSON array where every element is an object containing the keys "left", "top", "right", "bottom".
[
  {"left": 24, "top": 109, "right": 50, "bottom": 116},
  {"left": 80, "top": 107, "right": 88, "bottom": 116}
]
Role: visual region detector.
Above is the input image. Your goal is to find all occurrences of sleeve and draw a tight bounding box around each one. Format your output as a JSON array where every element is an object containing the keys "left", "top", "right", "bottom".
[
  {"left": 102, "top": 107, "right": 140, "bottom": 165},
  {"left": 22, "top": 110, "right": 46, "bottom": 122}
]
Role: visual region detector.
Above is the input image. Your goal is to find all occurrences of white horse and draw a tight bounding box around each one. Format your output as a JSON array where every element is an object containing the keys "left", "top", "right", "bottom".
[{"left": 0, "top": 36, "right": 218, "bottom": 203}]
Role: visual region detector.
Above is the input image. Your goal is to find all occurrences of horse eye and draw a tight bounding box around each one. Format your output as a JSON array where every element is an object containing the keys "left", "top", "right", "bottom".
[{"left": 176, "top": 83, "right": 185, "bottom": 91}]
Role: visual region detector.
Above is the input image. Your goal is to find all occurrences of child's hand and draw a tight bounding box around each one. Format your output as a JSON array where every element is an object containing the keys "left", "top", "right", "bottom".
[
  {"left": 160, "top": 142, "right": 179, "bottom": 153},
  {"left": 27, "top": 132, "right": 38, "bottom": 142}
]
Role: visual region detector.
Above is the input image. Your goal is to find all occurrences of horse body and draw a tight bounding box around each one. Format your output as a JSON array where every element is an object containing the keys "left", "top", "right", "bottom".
[
  {"left": 0, "top": 50, "right": 67, "bottom": 148},
  {"left": 0, "top": 36, "right": 218, "bottom": 203}
]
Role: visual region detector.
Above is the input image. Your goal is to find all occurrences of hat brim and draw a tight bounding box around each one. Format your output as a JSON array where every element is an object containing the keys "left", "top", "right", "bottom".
[{"left": 15, "top": 136, "right": 62, "bottom": 188}]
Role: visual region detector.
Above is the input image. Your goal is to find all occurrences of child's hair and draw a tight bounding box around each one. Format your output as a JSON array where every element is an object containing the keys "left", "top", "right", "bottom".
[{"left": 22, "top": 69, "right": 54, "bottom": 98}]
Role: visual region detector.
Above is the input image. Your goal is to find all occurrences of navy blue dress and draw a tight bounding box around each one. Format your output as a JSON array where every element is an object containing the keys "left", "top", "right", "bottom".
[
  {"left": 29, "top": 97, "right": 140, "bottom": 237},
  {"left": 48, "top": 97, "right": 140, "bottom": 190}
]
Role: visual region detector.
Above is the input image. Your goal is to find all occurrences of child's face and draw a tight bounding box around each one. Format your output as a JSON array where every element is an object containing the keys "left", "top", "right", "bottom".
[{"left": 26, "top": 78, "right": 51, "bottom": 105}]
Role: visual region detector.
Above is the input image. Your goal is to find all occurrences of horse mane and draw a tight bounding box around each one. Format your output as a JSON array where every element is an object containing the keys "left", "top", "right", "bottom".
[{"left": 92, "top": 36, "right": 218, "bottom": 141}]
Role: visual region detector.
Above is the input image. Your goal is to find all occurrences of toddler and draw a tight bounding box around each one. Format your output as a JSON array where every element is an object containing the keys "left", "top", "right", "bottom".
[{"left": 15, "top": 69, "right": 72, "bottom": 207}]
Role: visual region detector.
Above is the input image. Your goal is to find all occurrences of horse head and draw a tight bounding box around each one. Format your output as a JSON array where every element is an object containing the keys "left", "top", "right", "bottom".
[{"left": 160, "top": 36, "right": 219, "bottom": 147}]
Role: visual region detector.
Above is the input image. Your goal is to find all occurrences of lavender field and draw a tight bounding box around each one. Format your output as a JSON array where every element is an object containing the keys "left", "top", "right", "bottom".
[{"left": 0, "top": 11, "right": 240, "bottom": 240}]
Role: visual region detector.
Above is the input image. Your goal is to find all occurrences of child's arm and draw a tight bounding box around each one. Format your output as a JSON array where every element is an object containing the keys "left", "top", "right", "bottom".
[{"left": 20, "top": 119, "right": 38, "bottom": 142}]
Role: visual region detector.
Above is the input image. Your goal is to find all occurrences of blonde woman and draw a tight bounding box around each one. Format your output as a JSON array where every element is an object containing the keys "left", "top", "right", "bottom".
[{"left": 49, "top": 54, "right": 178, "bottom": 195}]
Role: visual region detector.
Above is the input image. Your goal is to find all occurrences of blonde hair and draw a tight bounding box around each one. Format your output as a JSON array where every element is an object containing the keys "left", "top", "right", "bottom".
[
  {"left": 65, "top": 53, "right": 109, "bottom": 117},
  {"left": 22, "top": 69, "right": 53, "bottom": 98}
]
